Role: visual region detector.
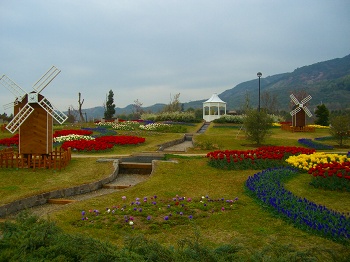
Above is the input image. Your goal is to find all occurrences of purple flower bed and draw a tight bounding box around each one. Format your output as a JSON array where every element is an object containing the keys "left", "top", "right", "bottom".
[
  {"left": 298, "top": 138, "right": 333, "bottom": 150},
  {"left": 245, "top": 167, "right": 350, "bottom": 241}
]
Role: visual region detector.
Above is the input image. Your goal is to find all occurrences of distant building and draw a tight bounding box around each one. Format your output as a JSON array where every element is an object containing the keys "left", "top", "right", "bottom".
[{"left": 202, "top": 93, "right": 226, "bottom": 122}]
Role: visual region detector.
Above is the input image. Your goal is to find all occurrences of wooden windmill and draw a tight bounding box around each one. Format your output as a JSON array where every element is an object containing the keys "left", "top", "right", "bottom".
[
  {"left": 289, "top": 94, "right": 312, "bottom": 127},
  {"left": 1, "top": 66, "right": 68, "bottom": 155}
]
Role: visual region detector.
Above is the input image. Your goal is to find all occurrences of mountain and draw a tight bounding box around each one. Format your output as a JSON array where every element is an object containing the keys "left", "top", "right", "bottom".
[
  {"left": 80, "top": 103, "right": 166, "bottom": 120},
  {"left": 218, "top": 54, "right": 350, "bottom": 112},
  {"left": 81, "top": 54, "right": 350, "bottom": 119}
]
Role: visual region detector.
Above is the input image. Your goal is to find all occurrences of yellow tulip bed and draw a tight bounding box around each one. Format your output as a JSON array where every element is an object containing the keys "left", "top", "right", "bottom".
[{"left": 286, "top": 152, "right": 350, "bottom": 191}]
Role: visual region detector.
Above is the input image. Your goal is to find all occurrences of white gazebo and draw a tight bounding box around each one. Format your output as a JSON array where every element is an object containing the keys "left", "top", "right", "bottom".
[{"left": 203, "top": 93, "right": 226, "bottom": 122}]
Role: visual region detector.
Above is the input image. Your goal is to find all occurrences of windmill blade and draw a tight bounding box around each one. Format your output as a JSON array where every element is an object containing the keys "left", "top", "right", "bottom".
[
  {"left": 32, "top": 66, "right": 61, "bottom": 94},
  {"left": 0, "top": 75, "right": 27, "bottom": 102},
  {"left": 38, "top": 98, "right": 68, "bottom": 124},
  {"left": 303, "top": 106, "right": 313, "bottom": 117},
  {"left": 290, "top": 106, "right": 301, "bottom": 116},
  {"left": 290, "top": 94, "right": 300, "bottom": 105},
  {"left": 301, "top": 95, "right": 312, "bottom": 105},
  {"left": 3, "top": 101, "right": 18, "bottom": 110},
  {"left": 6, "top": 103, "right": 34, "bottom": 133}
]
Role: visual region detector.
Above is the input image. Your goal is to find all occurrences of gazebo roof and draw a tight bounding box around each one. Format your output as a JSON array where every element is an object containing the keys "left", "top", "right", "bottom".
[{"left": 203, "top": 93, "right": 226, "bottom": 104}]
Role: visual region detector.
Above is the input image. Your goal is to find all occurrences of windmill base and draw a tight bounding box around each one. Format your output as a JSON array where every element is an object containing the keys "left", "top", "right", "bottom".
[{"left": 0, "top": 147, "right": 71, "bottom": 170}]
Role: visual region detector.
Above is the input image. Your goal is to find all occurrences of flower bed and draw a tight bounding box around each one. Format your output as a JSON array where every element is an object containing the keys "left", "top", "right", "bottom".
[
  {"left": 207, "top": 146, "right": 315, "bottom": 170},
  {"left": 245, "top": 167, "right": 350, "bottom": 241},
  {"left": 0, "top": 134, "right": 19, "bottom": 147},
  {"left": 53, "top": 129, "right": 93, "bottom": 137},
  {"left": 285, "top": 152, "right": 349, "bottom": 172},
  {"left": 54, "top": 134, "right": 95, "bottom": 143},
  {"left": 78, "top": 195, "right": 239, "bottom": 230},
  {"left": 298, "top": 138, "right": 334, "bottom": 150},
  {"left": 287, "top": 152, "right": 350, "bottom": 191},
  {"left": 61, "top": 135, "right": 145, "bottom": 152},
  {"left": 307, "top": 161, "right": 350, "bottom": 191}
]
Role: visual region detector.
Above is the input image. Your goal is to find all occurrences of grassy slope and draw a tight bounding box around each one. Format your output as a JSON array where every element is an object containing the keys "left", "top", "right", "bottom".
[{"left": 1, "top": 123, "right": 350, "bottom": 260}]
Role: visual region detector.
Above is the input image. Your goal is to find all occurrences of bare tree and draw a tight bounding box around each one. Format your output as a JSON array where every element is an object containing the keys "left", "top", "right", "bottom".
[
  {"left": 162, "top": 93, "right": 181, "bottom": 112},
  {"left": 261, "top": 91, "right": 279, "bottom": 114},
  {"left": 132, "top": 99, "right": 144, "bottom": 119},
  {"left": 78, "top": 92, "right": 85, "bottom": 122}
]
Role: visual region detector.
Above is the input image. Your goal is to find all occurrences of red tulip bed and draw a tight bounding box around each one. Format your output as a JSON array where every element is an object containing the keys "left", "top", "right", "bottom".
[
  {"left": 308, "top": 161, "right": 350, "bottom": 191},
  {"left": 0, "top": 129, "right": 146, "bottom": 152},
  {"left": 0, "top": 134, "right": 19, "bottom": 147},
  {"left": 206, "top": 146, "right": 315, "bottom": 170}
]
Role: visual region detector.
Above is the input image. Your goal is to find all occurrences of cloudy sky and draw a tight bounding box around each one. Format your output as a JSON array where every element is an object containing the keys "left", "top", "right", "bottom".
[{"left": 1, "top": 0, "right": 350, "bottom": 114}]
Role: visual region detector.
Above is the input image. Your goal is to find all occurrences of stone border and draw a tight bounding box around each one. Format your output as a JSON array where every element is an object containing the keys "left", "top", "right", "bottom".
[{"left": 0, "top": 160, "right": 120, "bottom": 218}]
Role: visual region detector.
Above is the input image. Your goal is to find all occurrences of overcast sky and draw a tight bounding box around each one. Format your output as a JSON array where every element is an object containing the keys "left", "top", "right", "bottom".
[{"left": 1, "top": 0, "right": 350, "bottom": 114}]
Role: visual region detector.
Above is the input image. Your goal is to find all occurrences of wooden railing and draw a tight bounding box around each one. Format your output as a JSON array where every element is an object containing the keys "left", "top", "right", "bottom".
[
  {"left": 280, "top": 124, "right": 315, "bottom": 132},
  {"left": 0, "top": 147, "right": 71, "bottom": 170}
]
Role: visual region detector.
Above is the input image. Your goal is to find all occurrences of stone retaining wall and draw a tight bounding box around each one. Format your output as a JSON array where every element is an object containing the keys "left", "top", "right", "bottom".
[
  {"left": 0, "top": 160, "right": 120, "bottom": 217},
  {"left": 157, "top": 135, "right": 186, "bottom": 151}
]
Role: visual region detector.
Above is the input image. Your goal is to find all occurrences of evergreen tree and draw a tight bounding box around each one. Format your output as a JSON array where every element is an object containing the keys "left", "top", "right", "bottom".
[
  {"left": 314, "top": 104, "right": 330, "bottom": 126},
  {"left": 104, "top": 90, "right": 116, "bottom": 119}
]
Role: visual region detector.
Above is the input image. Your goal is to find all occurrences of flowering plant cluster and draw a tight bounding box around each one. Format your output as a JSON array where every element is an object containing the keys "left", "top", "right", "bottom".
[
  {"left": 0, "top": 134, "right": 19, "bottom": 147},
  {"left": 61, "top": 135, "right": 145, "bottom": 152},
  {"left": 307, "top": 161, "right": 350, "bottom": 191},
  {"left": 245, "top": 167, "right": 350, "bottom": 241},
  {"left": 139, "top": 123, "right": 171, "bottom": 131},
  {"left": 298, "top": 138, "right": 334, "bottom": 150},
  {"left": 307, "top": 124, "right": 330, "bottom": 129},
  {"left": 53, "top": 134, "right": 95, "bottom": 143},
  {"left": 95, "top": 121, "right": 141, "bottom": 130},
  {"left": 207, "top": 146, "right": 315, "bottom": 170},
  {"left": 286, "top": 152, "right": 350, "bottom": 191},
  {"left": 285, "top": 152, "right": 349, "bottom": 171},
  {"left": 81, "top": 127, "right": 117, "bottom": 137},
  {"left": 53, "top": 129, "right": 93, "bottom": 138},
  {"left": 78, "top": 194, "right": 239, "bottom": 230}
]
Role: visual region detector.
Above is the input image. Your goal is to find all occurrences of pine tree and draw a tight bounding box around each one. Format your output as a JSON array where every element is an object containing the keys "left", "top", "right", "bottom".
[
  {"left": 104, "top": 90, "right": 116, "bottom": 119},
  {"left": 314, "top": 104, "right": 330, "bottom": 126}
]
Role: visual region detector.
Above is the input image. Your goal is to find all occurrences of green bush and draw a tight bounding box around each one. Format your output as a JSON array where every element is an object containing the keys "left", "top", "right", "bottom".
[
  {"left": 213, "top": 115, "right": 245, "bottom": 124},
  {"left": 141, "top": 112, "right": 197, "bottom": 122}
]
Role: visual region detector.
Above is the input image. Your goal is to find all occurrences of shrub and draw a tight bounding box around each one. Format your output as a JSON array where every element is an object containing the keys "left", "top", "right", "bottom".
[
  {"left": 243, "top": 110, "right": 273, "bottom": 145},
  {"left": 141, "top": 112, "right": 196, "bottom": 122},
  {"left": 213, "top": 115, "right": 245, "bottom": 124}
]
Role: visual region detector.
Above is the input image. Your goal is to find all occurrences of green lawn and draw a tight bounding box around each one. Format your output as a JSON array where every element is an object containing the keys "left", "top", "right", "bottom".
[{"left": 1, "top": 122, "right": 350, "bottom": 260}]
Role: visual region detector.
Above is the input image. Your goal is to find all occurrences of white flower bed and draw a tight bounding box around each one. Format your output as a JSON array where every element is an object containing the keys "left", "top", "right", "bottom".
[
  {"left": 54, "top": 134, "right": 95, "bottom": 143},
  {"left": 139, "top": 123, "right": 171, "bottom": 131}
]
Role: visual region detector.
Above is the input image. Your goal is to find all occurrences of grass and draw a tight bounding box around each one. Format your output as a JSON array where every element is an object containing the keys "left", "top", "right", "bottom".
[
  {"left": 0, "top": 158, "right": 114, "bottom": 205},
  {"left": 50, "top": 157, "right": 350, "bottom": 260},
  {"left": 1, "top": 122, "right": 350, "bottom": 260}
]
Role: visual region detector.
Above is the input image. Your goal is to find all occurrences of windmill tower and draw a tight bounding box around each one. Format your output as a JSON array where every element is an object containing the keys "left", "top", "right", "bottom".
[
  {"left": 1, "top": 66, "right": 68, "bottom": 155},
  {"left": 289, "top": 94, "right": 312, "bottom": 127}
]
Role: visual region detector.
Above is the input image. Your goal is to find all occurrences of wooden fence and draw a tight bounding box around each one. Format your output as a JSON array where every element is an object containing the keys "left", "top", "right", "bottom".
[
  {"left": 280, "top": 124, "right": 315, "bottom": 132},
  {"left": 0, "top": 147, "right": 71, "bottom": 170}
]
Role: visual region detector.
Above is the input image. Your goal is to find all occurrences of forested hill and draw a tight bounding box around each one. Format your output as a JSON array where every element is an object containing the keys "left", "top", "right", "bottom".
[
  {"left": 217, "top": 54, "right": 350, "bottom": 111},
  {"left": 82, "top": 54, "right": 350, "bottom": 118}
]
